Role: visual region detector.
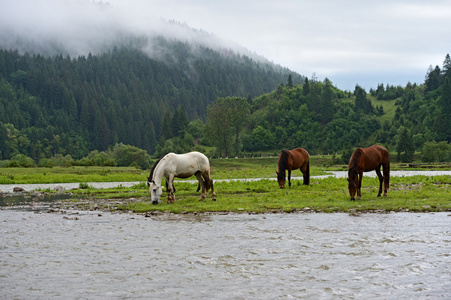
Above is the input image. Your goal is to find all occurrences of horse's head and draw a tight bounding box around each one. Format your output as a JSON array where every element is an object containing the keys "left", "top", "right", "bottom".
[
  {"left": 147, "top": 179, "right": 163, "bottom": 204},
  {"left": 347, "top": 173, "right": 358, "bottom": 201},
  {"left": 276, "top": 171, "right": 285, "bottom": 188}
]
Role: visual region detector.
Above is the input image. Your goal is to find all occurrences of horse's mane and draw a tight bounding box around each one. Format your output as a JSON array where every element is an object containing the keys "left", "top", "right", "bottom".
[
  {"left": 279, "top": 150, "right": 289, "bottom": 172},
  {"left": 148, "top": 154, "right": 166, "bottom": 181},
  {"left": 348, "top": 148, "right": 363, "bottom": 178}
]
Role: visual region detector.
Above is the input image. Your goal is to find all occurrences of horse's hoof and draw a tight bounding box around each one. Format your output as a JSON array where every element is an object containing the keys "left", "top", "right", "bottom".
[
  {"left": 377, "top": 194, "right": 381, "bottom": 197},
  {"left": 212, "top": 198, "right": 217, "bottom": 201},
  {"left": 384, "top": 194, "right": 387, "bottom": 197}
]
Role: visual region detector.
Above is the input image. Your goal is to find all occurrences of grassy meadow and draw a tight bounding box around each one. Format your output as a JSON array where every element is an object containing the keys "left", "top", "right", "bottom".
[{"left": 2, "top": 155, "right": 449, "bottom": 214}]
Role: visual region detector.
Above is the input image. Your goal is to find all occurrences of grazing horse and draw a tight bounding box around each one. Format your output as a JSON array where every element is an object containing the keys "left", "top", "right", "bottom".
[
  {"left": 276, "top": 148, "right": 310, "bottom": 188},
  {"left": 347, "top": 145, "right": 390, "bottom": 200},
  {"left": 147, "top": 152, "right": 216, "bottom": 204}
]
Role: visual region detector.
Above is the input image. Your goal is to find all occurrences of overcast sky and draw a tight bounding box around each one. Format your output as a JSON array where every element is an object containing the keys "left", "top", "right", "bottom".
[{"left": 2, "top": 0, "right": 451, "bottom": 91}]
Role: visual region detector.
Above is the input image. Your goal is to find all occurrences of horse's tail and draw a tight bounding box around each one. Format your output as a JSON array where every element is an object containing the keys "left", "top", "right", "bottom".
[
  {"left": 303, "top": 160, "right": 310, "bottom": 185},
  {"left": 201, "top": 173, "right": 212, "bottom": 193}
]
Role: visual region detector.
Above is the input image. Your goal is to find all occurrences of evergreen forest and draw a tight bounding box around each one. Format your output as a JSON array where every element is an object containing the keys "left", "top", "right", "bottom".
[
  {"left": 1, "top": 38, "right": 450, "bottom": 167},
  {"left": 0, "top": 38, "right": 302, "bottom": 163}
]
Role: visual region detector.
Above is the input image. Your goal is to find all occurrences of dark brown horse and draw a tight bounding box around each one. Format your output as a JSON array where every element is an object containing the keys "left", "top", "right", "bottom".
[
  {"left": 347, "top": 145, "right": 390, "bottom": 200},
  {"left": 277, "top": 148, "right": 310, "bottom": 188}
]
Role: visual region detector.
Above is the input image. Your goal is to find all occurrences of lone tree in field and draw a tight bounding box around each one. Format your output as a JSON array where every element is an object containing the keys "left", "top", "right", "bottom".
[{"left": 205, "top": 97, "right": 249, "bottom": 157}]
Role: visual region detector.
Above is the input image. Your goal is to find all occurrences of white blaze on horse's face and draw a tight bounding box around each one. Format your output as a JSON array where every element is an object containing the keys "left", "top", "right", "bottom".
[{"left": 148, "top": 180, "right": 163, "bottom": 204}]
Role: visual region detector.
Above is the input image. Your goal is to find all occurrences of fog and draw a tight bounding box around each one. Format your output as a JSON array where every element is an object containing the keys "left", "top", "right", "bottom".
[{"left": 0, "top": 0, "right": 254, "bottom": 61}]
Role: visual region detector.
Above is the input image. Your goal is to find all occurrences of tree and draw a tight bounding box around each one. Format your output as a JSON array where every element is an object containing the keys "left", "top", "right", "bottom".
[
  {"left": 321, "top": 79, "right": 335, "bottom": 123},
  {"left": 171, "top": 106, "right": 189, "bottom": 138},
  {"left": 396, "top": 126, "right": 414, "bottom": 162},
  {"left": 434, "top": 77, "right": 451, "bottom": 142},
  {"left": 354, "top": 85, "right": 372, "bottom": 113},
  {"left": 303, "top": 77, "right": 310, "bottom": 95},
  {"left": 425, "top": 65, "right": 441, "bottom": 92},
  {"left": 287, "top": 74, "right": 293, "bottom": 88},
  {"left": 422, "top": 141, "right": 451, "bottom": 162},
  {"left": 441, "top": 53, "right": 451, "bottom": 79},
  {"left": 205, "top": 99, "right": 233, "bottom": 157},
  {"left": 205, "top": 97, "right": 249, "bottom": 157}
]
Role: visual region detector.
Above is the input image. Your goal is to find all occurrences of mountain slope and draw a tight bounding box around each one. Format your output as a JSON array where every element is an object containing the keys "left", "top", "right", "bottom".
[{"left": 0, "top": 38, "right": 304, "bottom": 159}]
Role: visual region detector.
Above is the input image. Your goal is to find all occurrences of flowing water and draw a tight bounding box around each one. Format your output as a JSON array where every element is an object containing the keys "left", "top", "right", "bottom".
[{"left": 1, "top": 209, "right": 450, "bottom": 299}]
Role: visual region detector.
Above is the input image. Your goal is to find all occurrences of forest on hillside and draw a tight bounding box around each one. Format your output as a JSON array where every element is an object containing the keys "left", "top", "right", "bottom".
[
  {"left": 0, "top": 39, "right": 302, "bottom": 162},
  {"left": 0, "top": 42, "right": 450, "bottom": 166},
  {"left": 161, "top": 55, "right": 451, "bottom": 163}
]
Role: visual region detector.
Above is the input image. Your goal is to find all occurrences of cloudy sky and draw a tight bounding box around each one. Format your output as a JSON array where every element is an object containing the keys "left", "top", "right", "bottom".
[{"left": 2, "top": 0, "right": 451, "bottom": 91}]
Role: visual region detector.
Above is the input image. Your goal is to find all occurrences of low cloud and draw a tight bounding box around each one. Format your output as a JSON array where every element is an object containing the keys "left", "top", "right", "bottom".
[{"left": 0, "top": 0, "right": 249, "bottom": 60}]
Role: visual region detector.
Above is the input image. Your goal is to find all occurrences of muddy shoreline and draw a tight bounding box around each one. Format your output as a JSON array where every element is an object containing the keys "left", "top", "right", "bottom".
[{"left": 1, "top": 190, "right": 424, "bottom": 216}]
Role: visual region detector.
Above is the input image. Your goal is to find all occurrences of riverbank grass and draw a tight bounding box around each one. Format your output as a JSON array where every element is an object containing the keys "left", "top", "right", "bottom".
[{"left": 121, "top": 175, "right": 451, "bottom": 214}]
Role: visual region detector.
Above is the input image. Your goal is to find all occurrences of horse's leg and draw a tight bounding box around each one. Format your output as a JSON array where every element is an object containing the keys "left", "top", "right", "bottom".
[
  {"left": 167, "top": 175, "right": 175, "bottom": 203},
  {"left": 383, "top": 163, "right": 390, "bottom": 197},
  {"left": 375, "top": 167, "right": 383, "bottom": 197},
  {"left": 195, "top": 172, "right": 206, "bottom": 201},
  {"left": 288, "top": 169, "right": 292, "bottom": 187},
  {"left": 301, "top": 161, "right": 310, "bottom": 185},
  {"left": 357, "top": 172, "right": 363, "bottom": 199},
  {"left": 167, "top": 181, "right": 176, "bottom": 193},
  {"left": 210, "top": 178, "right": 216, "bottom": 201},
  {"left": 202, "top": 172, "right": 216, "bottom": 201}
]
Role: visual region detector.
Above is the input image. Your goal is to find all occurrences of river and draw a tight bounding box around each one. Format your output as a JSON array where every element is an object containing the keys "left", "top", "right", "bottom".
[{"left": 1, "top": 209, "right": 450, "bottom": 299}]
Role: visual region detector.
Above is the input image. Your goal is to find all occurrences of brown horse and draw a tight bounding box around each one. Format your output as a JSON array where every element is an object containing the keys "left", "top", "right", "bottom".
[
  {"left": 277, "top": 148, "right": 310, "bottom": 188},
  {"left": 347, "top": 145, "right": 390, "bottom": 200}
]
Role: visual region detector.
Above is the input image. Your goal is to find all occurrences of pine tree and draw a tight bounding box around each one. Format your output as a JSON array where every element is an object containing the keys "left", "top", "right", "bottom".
[
  {"left": 434, "top": 77, "right": 451, "bottom": 142},
  {"left": 425, "top": 65, "right": 441, "bottom": 92},
  {"left": 287, "top": 74, "right": 293, "bottom": 88},
  {"left": 397, "top": 126, "right": 414, "bottom": 162},
  {"left": 321, "top": 79, "right": 335, "bottom": 123},
  {"left": 303, "top": 77, "right": 310, "bottom": 95},
  {"left": 441, "top": 53, "right": 451, "bottom": 79}
]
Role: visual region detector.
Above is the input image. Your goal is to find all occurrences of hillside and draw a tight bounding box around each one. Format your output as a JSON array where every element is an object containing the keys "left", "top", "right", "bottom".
[
  {"left": 0, "top": 39, "right": 303, "bottom": 160},
  {"left": 201, "top": 55, "right": 450, "bottom": 162},
  {"left": 1, "top": 36, "right": 449, "bottom": 165}
]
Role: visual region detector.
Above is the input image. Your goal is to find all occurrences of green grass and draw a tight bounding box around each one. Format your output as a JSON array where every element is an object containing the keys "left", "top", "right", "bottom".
[
  {"left": 0, "top": 166, "right": 147, "bottom": 184},
  {"left": 369, "top": 95, "right": 398, "bottom": 123},
  {"left": 125, "top": 175, "right": 451, "bottom": 213},
  {"left": 1, "top": 159, "right": 450, "bottom": 214},
  {"left": 60, "top": 175, "right": 451, "bottom": 214}
]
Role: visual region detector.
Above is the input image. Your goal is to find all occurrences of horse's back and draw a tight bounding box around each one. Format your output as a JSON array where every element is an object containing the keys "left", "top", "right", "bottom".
[
  {"left": 288, "top": 148, "right": 309, "bottom": 168},
  {"left": 362, "top": 145, "right": 389, "bottom": 171},
  {"left": 293, "top": 148, "right": 309, "bottom": 162},
  {"left": 173, "top": 151, "right": 210, "bottom": 172},
  {"left": 294, "top": 148, "right": 309, "bottom": 158}
]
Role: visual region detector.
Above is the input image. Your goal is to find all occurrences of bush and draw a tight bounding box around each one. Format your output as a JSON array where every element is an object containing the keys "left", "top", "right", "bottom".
[
  {"left": 112, "top": 143, "right": 151, "bottom": 169},
  {"left": 421, "top": 141, "right": 451, "bottom": 162},
  {"left": 9, "top": 154, "right": 35, "bottom": 167}
]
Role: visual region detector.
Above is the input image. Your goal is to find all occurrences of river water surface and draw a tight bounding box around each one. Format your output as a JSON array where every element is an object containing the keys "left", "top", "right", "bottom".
[{"left": 1, "top": 209, "right": 450, "bottom": 299}]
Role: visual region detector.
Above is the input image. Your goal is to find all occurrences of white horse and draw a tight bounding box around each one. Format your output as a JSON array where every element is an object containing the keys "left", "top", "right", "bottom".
[{"left": 147, "top": 151, "right": 217, "bottom": 204}]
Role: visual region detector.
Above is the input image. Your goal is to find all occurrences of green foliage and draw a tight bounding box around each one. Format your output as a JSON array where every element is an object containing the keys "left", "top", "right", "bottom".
[
  {"left": 205, "top": 97, "right": 250, "bottom": 157},
  {"left": 422, "top": 141, "right": 451, "bottom": 162},
  {"left": 0, "top": 45, "right": 299, "bottom": 160},
  {"left": 7, "top": 154, "right": 35, "bottom": 167},
  {"left": 0, "top": 45, "right": 450, "bottom": 162},
  {"left": 111, "top": 143, "right": 152, "bottom": 169},
  {"left": 396, "top": 126, "right": 414, "bottom": 162}
]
